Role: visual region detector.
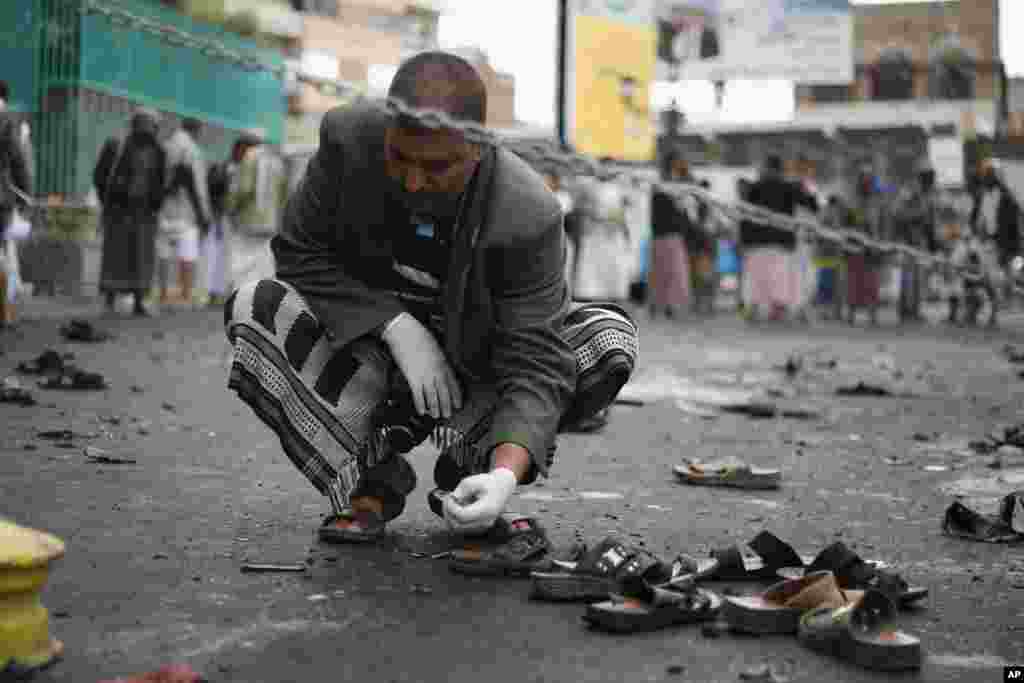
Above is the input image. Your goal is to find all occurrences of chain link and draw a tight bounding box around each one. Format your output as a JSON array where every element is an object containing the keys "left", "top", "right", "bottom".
[{"left": 57, "top": 0, "right": 1012, "bottom": 290}]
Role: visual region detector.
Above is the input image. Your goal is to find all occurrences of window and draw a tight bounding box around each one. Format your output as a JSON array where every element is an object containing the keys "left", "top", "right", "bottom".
[
  {"left": 807, "top": 84, "right": 850, "bottom": 104},
  {"left": 871, "top": 47, "right": 914, "bottom": 101},
  {"left": 290, "top": 0, "right": 337, "bottom": 17},
  {"left": 930, "top": 35, "right": 975, "bottom": 100}
]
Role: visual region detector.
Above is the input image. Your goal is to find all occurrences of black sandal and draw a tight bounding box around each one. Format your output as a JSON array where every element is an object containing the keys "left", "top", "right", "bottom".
[
  {"left": 583, "top": 577, "right": 723, "bottom": 633},
  {"left": 449, "top": 515, "right": 555, "bottom": 577},
  {"left": 942, "top": 492, "right": 1024, "bottom": 544},
  {"left": 785, "top": 542, "right": 928, "bottom": 608},
  {"left": 530, "top": 537, "right": 686, "bottom": 602},
  {"left": 16, "top": 349, "right": 70, "bottom": 376},
  {"left": 59, "top": 319, "right": 112, "bottom": 343},
  {"left": 676, "top": 531, "right": 810, "bottom": 582}
]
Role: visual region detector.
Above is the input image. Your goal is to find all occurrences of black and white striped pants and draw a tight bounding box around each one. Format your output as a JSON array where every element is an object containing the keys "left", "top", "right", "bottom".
[{"left": 224, "top": 279, "right": 638, "bottom": 520}]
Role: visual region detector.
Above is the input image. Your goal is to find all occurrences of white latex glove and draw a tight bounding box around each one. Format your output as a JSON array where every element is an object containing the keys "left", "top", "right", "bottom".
[
  {"left": 381, "top": 312, "right": 463, "bottom": 419},
  {"left": 443, "top": 468, "right": 518, "bottom": 535}
]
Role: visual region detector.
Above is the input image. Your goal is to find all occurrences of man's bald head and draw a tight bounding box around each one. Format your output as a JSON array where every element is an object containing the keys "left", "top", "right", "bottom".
[{"left": 387, "top": 51, "right": 488, "bottom": 129}]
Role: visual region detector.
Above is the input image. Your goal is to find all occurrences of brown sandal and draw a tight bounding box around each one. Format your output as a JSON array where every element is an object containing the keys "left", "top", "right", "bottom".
[{"left": 318, "top": 509, "right": 386, "bottom": 544}]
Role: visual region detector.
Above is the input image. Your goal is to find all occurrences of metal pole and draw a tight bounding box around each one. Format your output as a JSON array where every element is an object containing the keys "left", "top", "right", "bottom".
[{"left": 556, "top": 0, "right": 568, "bottom": 148}]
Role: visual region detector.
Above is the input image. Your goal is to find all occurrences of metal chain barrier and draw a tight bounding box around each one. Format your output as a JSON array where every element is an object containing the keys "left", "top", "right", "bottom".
[{"left": 65, "top": 0, "right": 1009, "bottom": 290}]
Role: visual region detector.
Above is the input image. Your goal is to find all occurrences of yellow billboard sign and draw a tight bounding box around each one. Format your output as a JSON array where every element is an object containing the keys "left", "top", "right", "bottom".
[{"left": 568, "top": 6, "right": 657, "bottom": 161}]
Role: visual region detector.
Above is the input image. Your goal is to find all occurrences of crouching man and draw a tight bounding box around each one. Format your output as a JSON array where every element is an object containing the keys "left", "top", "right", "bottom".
[{"left": 224, "top": 51, "right": 638, "bottom": 541}]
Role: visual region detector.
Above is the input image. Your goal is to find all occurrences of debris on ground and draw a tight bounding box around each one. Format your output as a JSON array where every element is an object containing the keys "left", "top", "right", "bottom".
[
  {"left": 60, "top": 318, "right": 113, "bottom": 343},
  {"left": 665, "top": 664, "right": 685, "bottom": 676},
  {"left": 722, "top": 402, "right": 777, "bottom": 419},
  {"left": 38, "top": 368, "right": 108, "bottom": 391},
  {"left": 38, "top": 429, "right": 98, "bottom": 440},
  {"left": 775, "top": 354, "right": 802, "bottom": 378},
  {"left": 83, "top": 446, "right": 137, "bottom": 464},
  {"left": 739, "top": 664, "right": 790, "bottom": 682},
  {"left": 676, "top": 399, "right": 720, "bottom": 419},
  {"left": 836, "top": 381, "right": 892, "bottom": 397},
  {"left": 970, "top": 424, "right": 1024, "bottom": 455},
  {"left": 97, "top": 663, "right": 206, "bottom": 683},
  {"left": 1003, "top": 345, "right": 1024, "bottom": 364},
  {"left": 240, "top": 563, "right": 307, "bottom": 573},
  {"left": 0, "top": 377, "right": 36, "bottom": 406}
]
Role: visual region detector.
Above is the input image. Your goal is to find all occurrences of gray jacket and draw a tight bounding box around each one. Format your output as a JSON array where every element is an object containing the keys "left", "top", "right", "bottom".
[{"left": 271, "top": 103, "right": 576, "bottom": 475}]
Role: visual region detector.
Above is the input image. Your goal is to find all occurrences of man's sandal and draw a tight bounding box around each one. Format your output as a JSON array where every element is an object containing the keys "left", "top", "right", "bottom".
[
  {"left": 448, "top": 515, "right": 557, "bottom": 577},
  {"left": 583, "top": 577, "right": 723, "bottom": 633},
  {"left": 776, "top": 541, "right": 927, "bottom": 608},
  {"left": 723, "top": 570, "right": 863, "bottom": 635},
  {"left": 674, "top": 531, "right": 812, "bottom": 582},
  {"left": 530, "top": 537, "right": 687, "bottom": 602},
  {"left": 318, "top": 509, "right": 386, "bottom": 544},
  {"left": 798, "top": 589, "right": 922, "bottom": 671}
]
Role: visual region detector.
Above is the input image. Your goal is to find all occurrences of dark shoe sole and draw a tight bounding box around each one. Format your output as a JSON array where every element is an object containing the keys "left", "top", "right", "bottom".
[{"left": 317, "top": 527, "right": 385, "bottom": 544}]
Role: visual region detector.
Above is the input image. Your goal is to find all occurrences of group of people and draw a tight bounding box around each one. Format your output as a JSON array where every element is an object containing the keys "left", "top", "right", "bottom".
[
  {"left": 93, "top": 110, "right": 286, "bottom": 317},
  {"left": 554, "top": 148, "right": 1021, "bottom": 329}
]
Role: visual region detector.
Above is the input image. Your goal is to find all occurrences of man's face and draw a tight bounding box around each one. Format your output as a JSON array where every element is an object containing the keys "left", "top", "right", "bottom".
[{"left": 384, "top": 125, "right": 481, "bottom": 219}]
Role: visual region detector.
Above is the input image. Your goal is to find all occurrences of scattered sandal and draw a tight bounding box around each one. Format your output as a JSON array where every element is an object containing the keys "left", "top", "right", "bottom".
[
  {"left": 776, "top": 541, "right": 927, "bottom": 607},
  {"left": 583, "top": 577, "right": 722, "bottom": 633},
  {"left": 318, "top": 508, "right": 386, "bottom": 544},
  {"left": 530, "top": 537, "right": 686, "bottom": 602},
  {"left": 798, "top": 589, "right": 922, "bottom": 671},
  {"left": 38, "top": 369, "right": 107, "bottom": 391},
  {"left": 16, "top": 349, "right": 70, "bottom": 376},
  {"left": 0, "top": 382, "right": 36, "bottom": 406},
  {"left": 60, "top": 318, "right": 112, "bottom": 343},
  {"left": 942, "top": 492, "right": 1024, "bottom": 544},
  {"left": 674, "top": 460, "right": 781, "bottom": 490},
  {"left": 722, "top": 570, "right": 863, "bottom": 635},
  {"left": 674, "top": 531, "right": 811, "bottom": 582},
  {"left": 449, "top": 515, "right": 556, "bottom": 577}
]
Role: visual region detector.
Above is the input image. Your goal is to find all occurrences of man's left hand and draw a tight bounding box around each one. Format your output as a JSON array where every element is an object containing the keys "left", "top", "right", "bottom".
[{"left": 443, "top": 468, "right": 518, "bottom": 535}]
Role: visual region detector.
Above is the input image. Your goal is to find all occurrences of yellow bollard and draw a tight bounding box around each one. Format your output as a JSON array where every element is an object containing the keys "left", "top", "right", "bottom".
[{"left": 0, "top": 518, "right": 65, "bottom": 678}]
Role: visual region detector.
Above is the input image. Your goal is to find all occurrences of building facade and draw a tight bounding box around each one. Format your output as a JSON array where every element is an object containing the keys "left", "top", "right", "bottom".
[
  {"left": 282, "top": 1, "right": 518, "bottom": 145},
  {"left": 662, "top": 0, "right": 1004, "bottom": 192}
]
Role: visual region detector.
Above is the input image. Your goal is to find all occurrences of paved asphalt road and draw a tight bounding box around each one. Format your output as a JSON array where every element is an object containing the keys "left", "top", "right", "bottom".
[{"left": 1, "top": 305, "right": 1023, "bottom": 682}]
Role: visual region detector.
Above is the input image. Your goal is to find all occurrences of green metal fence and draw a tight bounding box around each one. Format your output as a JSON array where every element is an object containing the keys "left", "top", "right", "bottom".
[{"left": 0, "top": 0, "right": 285, "bottom": 199}]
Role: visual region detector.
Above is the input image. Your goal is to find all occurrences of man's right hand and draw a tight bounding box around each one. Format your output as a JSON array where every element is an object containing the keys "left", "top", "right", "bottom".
[{"left": 380, "top": 313, "right": 463, "bottom": 419}]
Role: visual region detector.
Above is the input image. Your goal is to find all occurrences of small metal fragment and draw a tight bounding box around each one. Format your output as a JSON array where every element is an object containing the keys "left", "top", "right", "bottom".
[
  {"left": 241, "top": 563, "right": 308, "bottom": 573},
  {"left": 430, "top": 551, "right": 453, "bottom": 560}
]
